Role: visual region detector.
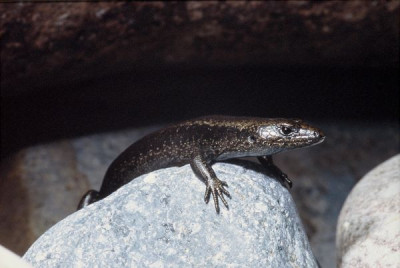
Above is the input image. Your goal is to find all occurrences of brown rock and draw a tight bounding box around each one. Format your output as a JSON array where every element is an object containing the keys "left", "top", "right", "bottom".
[
  {"left": 1, "top": 1, "right": 399, "bottom": 94},
  {"left": 0, "top": 141, "right": 88, "bottom": 255}
]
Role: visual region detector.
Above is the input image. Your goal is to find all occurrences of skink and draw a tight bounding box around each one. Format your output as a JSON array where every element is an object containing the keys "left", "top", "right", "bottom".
[{"left": 78, "top": 115, "right": 325, "bottom": 213}]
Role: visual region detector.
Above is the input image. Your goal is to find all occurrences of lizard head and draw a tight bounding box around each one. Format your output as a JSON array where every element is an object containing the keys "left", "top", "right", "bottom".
[{"left": 247, "top": 118, "right": 325, "bottom": 154}]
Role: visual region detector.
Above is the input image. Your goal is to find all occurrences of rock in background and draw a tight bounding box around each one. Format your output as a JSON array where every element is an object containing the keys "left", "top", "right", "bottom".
[
  {"left": 23, "top": 162, "right": 318, "bottom": 268},
  {"left": 336, "top": 154, "right": 400, "bottom": 267},
  {"left": 1, "top": 1, "right": 399, "bottom": 94}
]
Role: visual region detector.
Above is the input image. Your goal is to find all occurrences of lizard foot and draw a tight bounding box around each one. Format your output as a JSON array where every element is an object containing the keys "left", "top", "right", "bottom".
[
  {"left": 257, "top": 156, "right": 293, "bottom": 189},
  {"left": 204, "top": 178, "right": 231, "bottom": 213}
]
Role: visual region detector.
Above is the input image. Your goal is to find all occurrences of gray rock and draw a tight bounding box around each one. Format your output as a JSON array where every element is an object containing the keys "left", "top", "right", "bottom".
[
  {"left": 23, "top": 162, "right": 318, "bottom": 268},
  {"left": 336, "top": 154, "right": 400, "bottom": 267}
]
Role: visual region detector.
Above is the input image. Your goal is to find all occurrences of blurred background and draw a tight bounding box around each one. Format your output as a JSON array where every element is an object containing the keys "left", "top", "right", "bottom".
[{"left": 0, "top": 1, "right": 399, "bottom": 267}]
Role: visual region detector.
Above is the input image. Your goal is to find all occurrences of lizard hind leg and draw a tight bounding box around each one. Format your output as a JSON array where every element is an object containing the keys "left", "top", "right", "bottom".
[
  {"left": 77, "top": 190, "right": 100, "bottom": 210},
  {"left": 257, "top": 156, "right": 293, "bottom": 189}
]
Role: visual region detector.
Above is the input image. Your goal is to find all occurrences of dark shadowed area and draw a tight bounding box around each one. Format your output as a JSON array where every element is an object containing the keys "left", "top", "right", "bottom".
[{"left": 1, "top": 66, "right": 398, "bottom": 159}]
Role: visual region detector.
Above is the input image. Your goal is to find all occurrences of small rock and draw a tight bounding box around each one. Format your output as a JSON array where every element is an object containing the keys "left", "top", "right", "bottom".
[
  {"left": 336, "top": 154, "right": 400, "bottom": 267},
  {"left": 23, "top": 162, "right": 318, "bottom": 267},
  {"left": 0, "top": 245, "right": 33, "bottom": 268}
]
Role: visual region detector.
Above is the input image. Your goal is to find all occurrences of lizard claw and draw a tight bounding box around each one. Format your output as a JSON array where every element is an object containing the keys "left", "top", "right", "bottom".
[
  {"left": 204, "top": 186, "right": 211, "bottom": 204},
  {"left": 280, "top": 172, "right": 292, "bottom": 189},
  {"left": 204, "top": 179, "right": 231, "bottom": 213}
]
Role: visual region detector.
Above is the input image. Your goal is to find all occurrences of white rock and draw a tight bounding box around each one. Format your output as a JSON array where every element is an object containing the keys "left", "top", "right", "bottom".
[
  {"left": 336, "top": 154, "right": 400, "bottom": 267},
  {"left": 23, "top": 161, "right": 318, "bottom": 267},
  {"left": 0, "top": 245, "right": 34, "bottom": 268}
]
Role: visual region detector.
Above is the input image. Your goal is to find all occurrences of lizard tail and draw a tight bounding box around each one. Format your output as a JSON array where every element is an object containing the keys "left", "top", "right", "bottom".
[{"left": 77, "top": 190, "right": 100, "bottom": 210}]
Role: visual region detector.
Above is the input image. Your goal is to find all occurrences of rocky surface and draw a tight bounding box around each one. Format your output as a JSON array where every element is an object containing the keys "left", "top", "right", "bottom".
[
  {"left": 0, "top": 122, "right": 398, "bottom": 268},
  {"left": 23, "top": 162, "right": 318, "bottom": 268},
  {"left": 1, "top": 1, "right": 399, "bottom": 94},
  {"left": 336, "top": 154, "right": 400, "bottom": 268}
]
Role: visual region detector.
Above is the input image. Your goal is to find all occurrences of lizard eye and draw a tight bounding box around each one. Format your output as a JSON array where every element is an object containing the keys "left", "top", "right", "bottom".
[
  {"left": 280, "top": 126, "right": 293, "bottom": 135},
  {"left": 248, "top": 135, "right": 256, "bottom": 143}
]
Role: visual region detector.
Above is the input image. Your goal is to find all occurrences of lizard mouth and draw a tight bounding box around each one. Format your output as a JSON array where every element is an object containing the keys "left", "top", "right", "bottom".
[
  {"left": 315, "top": 135, "right": 325, "bottom": 144},
  {"left": 293, "top": 132, "right": 325, "bottom": 148}
]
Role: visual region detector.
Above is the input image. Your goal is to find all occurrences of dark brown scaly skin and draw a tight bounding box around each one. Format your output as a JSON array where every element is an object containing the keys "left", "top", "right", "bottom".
[{"left": 78, "top": 115, "right": 325, "bottom": 213}]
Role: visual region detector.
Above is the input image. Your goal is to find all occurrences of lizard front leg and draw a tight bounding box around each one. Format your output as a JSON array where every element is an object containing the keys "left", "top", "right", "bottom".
[
  {"left": 190, "top": 155, "right": 231, "bottom": 213},
  {"left": 258, "top": 155, "right": 293, "bottom": 189}
]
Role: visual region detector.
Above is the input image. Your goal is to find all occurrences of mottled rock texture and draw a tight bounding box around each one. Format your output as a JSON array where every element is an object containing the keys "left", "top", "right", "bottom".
[
  {"left": 1, "top": 1, "right": 399, "bottom": 94},
  {"left": 336, "top": 154, "right": 400, "bottom": 268},
  {"left": 23, "top": 162, "right": 318, "bottom": 268}
]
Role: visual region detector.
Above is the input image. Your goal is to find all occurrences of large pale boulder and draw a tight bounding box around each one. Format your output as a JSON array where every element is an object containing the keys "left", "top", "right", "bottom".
[
  {"left": 336, "top": 155, "right": 400, "bottom": 267},
  {"left": 23, "top": 162, "right": 318, "bottom": 267}
]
